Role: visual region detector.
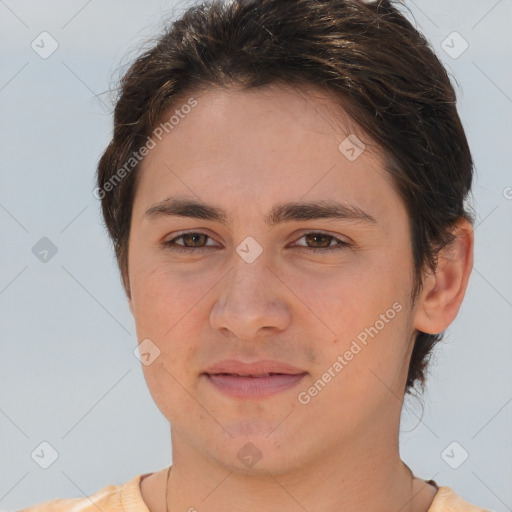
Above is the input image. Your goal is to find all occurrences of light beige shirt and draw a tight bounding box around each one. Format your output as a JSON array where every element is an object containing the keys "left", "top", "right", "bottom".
[{"left": 18, "top": 473, "right": 491, "bottom": 512}]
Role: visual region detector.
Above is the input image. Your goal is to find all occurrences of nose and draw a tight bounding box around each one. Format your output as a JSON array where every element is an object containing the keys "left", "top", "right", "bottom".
[{"left": 209, "top": 258, "right": 292, "bottom": 342}]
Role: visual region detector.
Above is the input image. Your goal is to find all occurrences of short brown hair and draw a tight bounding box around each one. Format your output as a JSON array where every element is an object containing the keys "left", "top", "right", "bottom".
[{"left": 97, "top": 0, "right": 474, "bottom": 394}]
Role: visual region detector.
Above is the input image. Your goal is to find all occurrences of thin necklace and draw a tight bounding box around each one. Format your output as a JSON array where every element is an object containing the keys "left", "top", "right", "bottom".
[
  {"left": 165, "top": 465, "right": 171, "bottom": 512},
  {"left": 405, "top": 463, "right": 415, "bottom": 512}
]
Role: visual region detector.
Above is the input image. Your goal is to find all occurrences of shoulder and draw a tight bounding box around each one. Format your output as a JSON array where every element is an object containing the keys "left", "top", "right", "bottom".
[
  {"left": 17, "top": 474, "right": 146, "bottom": 512},
  {"left": 428, "top": 486, "right": 492, "bottom": 512}
]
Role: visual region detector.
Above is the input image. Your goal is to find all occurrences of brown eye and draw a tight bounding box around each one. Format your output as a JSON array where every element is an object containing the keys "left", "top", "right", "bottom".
[
  {"left": 294, "top": 232, "right": 350, "bottom": 253},
  {"left": 162, "top": 232, "right": 218, "bottom": 253},
  {"left": 304, "top": 233, "right": 333, "bottom": 248},
  {"left": 162, "top": 231, "right": 350, "bottom": 255},
  {"left": 179, "top": 233, "right": 208, "bottom": 248}
]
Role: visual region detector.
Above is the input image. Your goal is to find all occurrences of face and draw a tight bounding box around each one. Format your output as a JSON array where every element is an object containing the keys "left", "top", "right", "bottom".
[{"left": 127, "top": 84, "right": 419, "bottom": 473}]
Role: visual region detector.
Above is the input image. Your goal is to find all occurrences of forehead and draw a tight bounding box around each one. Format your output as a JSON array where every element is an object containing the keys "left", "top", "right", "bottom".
[
  {"left": 133, "top": 84, "right": 401, "bottom": 228},
  {"left": 156, "top": 83, "right": 377, "bottom": 158}
]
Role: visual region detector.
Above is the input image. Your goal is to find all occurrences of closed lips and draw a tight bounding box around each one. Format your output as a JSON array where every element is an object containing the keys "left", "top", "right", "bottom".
[
  {"left": 207, "top": 372, "right": 304, "bottom": 377},
  {"left": 203, "top": 359, "right": 307, "bottom": 376},
  {"left": 203, "top": 362, "right": 308, "bottom": 398}
]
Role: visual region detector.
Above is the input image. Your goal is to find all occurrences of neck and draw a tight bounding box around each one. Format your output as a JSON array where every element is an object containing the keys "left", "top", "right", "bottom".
[{"left": 166, "top": 428, "right": 417, "bottom": 512}]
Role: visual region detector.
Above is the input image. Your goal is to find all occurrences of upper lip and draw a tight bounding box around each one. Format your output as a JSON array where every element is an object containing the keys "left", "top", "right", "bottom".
[{"left": 204, "top": 359, "right": 306, "bottom": 376}]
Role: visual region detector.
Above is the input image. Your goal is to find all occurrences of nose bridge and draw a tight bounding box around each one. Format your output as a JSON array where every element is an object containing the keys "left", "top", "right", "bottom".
[
  {"left": 210, "top": 247, "right": 291, "bottom": 338},
  {"left": 226, "top": 247, "right": 274, "bottom": 310},
  {"left": 227, "top": 226, "right": 272, "bottom": 294}
]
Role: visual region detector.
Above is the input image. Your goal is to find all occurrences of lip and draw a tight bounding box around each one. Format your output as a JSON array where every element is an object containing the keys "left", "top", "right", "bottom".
[
  {"left": 203, "top": 359, "right": 307, "bottom": 399},
  {"left": 204, "top": 359, "right": 305, "bottom": 376}
]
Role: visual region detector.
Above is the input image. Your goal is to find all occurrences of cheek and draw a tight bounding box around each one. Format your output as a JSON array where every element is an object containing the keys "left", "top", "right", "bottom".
[
  {"left": 129, "top": 261, "right": 214, "bottom": 404},
  {"left": 291, "top": 257, "right": 408, "bottom": 344},
  {"left": 130, "top": 259, "right": 212, "bottom": 337},
  {"left": 299, "top": 305, "right": 412, "bottom": 435},
  {"left": 131, "top": 262, "right": 212, "bottom": 420},
  {"left": 296, "top": 257, "right": 413, "bottom": 405}
]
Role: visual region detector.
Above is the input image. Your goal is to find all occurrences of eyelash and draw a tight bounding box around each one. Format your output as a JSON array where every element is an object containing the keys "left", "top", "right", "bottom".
[{"left": 162, "top": 231, "right": 351, "bottom": 254}]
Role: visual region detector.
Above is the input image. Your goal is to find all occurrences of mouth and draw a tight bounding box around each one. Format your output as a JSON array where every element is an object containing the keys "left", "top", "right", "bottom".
[
  {"left": 208, "top": 372, "right": 296, "bottom": 377},
  {"left": 202, "top": 360, "right": 308, "bottom": 399}
]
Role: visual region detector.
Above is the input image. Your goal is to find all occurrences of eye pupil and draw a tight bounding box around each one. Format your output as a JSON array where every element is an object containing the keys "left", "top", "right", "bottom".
[
  {"left": 184, "top": 233, "right": 206, "bottom": 247},
  {"left": 306, "top": 233, "right": 330, "bottom": 248}
]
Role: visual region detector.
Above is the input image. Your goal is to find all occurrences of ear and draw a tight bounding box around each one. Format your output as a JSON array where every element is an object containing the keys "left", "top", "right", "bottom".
[{"left": 413, "top": 218, "right": 474, "bottom": 335}]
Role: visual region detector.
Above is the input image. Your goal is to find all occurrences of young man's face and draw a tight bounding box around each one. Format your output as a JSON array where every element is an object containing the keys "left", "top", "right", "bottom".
[{"left": 127, "top": 85, "right": 420, "bottom": 473}]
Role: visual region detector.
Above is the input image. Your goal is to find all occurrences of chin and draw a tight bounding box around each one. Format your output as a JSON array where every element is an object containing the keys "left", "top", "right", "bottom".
[{"left": 204, "top": 424, "right": 310, "bottom": 476}]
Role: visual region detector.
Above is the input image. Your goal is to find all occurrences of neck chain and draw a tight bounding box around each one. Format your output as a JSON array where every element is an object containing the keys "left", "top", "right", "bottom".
[{"left": 165, "top": 465, "right": 171, "bottom": 512}]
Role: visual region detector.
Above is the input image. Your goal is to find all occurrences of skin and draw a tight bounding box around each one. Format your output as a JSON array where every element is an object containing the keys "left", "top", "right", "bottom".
[{"left": 126, "top": 84, "right": 474, "bottom": 512}]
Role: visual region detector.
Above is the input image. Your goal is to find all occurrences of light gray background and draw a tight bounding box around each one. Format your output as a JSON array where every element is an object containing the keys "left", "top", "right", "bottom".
[{"left": 1, "top": 0, "right": 511, "bottom": 510}]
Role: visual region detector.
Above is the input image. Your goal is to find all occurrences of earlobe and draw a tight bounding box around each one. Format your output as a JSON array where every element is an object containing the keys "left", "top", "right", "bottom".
[{"left": 413, "top": 219, "right": 474, "bottom": 335}]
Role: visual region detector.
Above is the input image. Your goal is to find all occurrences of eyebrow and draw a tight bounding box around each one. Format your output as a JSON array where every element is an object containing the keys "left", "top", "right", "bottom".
[{"left": 144, "top": 197, "right": 377, "bottom": 226}]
